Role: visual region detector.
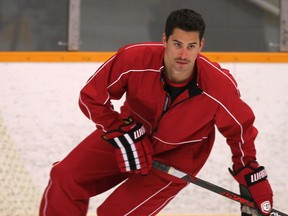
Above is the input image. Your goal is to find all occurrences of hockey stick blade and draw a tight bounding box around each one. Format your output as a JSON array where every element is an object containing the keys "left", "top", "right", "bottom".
[{"left": 184, "top": 175, "right": 287, "bottom": 216}]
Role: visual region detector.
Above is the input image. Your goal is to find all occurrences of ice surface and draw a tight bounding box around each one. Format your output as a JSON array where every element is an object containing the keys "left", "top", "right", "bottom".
[{"left": 0, "top": 62, "right": 287, "bottom": 215}]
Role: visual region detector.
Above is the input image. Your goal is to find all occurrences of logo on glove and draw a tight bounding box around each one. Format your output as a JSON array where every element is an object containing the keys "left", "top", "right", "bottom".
[
  {"left": 250, "top": 168, "right": 267, "bottom": 183},
  {"left": 133, "top": 125, "right": 146, "bottom": 140},
  {"left": 261, "top": 201, "right": 271, "bottom": 214}
]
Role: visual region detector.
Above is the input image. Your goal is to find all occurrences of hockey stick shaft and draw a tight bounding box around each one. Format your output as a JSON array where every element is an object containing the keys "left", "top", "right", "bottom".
[
  {"left": 186, "top": 175, "right": 287, "bottom": 216},
  {"left": 185, "top": 175, "right": 255, "bottom": 208},
  {"left": 152, "top": 161, "right": 287, "bottom": 216}
]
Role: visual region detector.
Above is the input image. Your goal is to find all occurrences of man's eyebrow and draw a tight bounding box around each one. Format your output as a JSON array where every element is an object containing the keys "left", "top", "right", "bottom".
[
  {"left": 172, "top": 39, "right": 182, "bottom": 43},
  {"left": 172, "top": 39, "right": 198, "bottom": 45},
  {"left": 188, "top": 41, "right": 198, "bottom": 45}
]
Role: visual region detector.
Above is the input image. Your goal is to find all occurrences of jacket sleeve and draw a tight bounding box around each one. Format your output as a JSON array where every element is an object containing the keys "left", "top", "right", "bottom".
[
  {"left": 78, "top": 49, "right": 130, "bottom": 132},
  {"left": 213, "top": 70, "right": 258, "bottom": 170}
]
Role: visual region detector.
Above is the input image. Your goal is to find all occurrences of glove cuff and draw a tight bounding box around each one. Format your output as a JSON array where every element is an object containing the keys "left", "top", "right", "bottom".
[
  {"left": 229, "top": 161, "right": 266, "bottom": 186},
  {"left": 244, "top": 166, "right": 267, "bottom": 187}
]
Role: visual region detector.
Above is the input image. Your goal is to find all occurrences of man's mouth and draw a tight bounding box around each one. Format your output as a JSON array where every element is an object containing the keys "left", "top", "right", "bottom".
[{"left": 176, "top": 59, "right": 189, "bottom": 65}]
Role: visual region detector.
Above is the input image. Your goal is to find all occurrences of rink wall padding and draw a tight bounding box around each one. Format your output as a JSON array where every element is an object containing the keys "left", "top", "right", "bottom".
[{"left": 1, "top": 51, "right": 288, "bottom": 62}]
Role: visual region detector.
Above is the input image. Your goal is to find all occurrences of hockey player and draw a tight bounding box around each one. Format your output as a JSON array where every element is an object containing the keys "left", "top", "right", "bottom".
[{"left": 39, "top": 8, "right": 273, "bottom": 216}]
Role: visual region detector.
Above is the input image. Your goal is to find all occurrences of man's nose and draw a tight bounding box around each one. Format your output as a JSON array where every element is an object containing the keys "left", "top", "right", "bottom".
[{"left": 179, "top": 48, "right": 188, "bottom": 59}]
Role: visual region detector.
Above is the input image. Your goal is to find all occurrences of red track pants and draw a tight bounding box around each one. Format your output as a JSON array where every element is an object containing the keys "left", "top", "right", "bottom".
[{"left": 39, "top": 130, "right": 188, "bottom": 216}]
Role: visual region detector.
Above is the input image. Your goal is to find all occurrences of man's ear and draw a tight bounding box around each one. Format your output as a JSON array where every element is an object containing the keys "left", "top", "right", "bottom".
[
  {"left": 162, "top": 33, "right": 167, "bottom": 47},
  {"left": 199, "top": 38, "right": 205, "bottom": 51}
]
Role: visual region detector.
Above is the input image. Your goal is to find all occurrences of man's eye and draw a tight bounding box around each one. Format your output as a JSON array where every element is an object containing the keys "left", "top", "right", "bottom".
[
  {"left": 174, "top": 43, "right": 181, "bottom": 48},
  {"left": 188, "top": 45, "right": 195, "bottom": 49}
]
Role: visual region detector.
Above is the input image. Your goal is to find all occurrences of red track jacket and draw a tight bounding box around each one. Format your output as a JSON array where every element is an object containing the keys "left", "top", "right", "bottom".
[{"left": 79, "top": 42, "right": 258, "bottom": 175}]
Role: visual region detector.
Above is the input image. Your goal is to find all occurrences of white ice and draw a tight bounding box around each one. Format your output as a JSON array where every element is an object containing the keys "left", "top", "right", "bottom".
[{"left": 0, "top": 62, "right": 287, "bottom": 215}]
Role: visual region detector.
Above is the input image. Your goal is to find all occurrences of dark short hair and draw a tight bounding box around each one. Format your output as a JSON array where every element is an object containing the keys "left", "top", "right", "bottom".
[{"left": 165, "top": 9, "right": 206, "bottom": 41}]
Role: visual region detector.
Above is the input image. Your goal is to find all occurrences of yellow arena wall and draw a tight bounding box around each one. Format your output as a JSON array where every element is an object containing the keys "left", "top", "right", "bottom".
[{"left": 0, "top": 51, "right": 288, "bottom": 62}]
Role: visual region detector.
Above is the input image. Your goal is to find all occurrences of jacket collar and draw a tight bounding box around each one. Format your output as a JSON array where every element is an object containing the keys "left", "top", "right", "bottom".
[
  {"left": 188, "top": 65, "right": 203, "bottom": 97},
  {"left": 161, "top": 64, "right": 203, "bottom": 98}
]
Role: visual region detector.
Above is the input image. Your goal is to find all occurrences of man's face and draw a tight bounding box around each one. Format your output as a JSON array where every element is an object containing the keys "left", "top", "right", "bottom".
[{"left": 163, "top": 28, "right": 204, "bottom": 83}]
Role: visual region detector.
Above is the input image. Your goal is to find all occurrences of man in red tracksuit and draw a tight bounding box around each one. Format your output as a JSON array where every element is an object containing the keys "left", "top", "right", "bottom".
[{"left": 40, "top": 9, "right": 273, "bottom": 216}]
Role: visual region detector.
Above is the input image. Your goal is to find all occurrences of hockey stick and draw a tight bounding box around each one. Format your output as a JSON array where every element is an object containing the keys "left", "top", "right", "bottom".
[
  {"left": 186, "top": 175, "right": 287, "bottom": 216},
  {"left": 152, "top": 161, "right": 287, "bottom": 216}
]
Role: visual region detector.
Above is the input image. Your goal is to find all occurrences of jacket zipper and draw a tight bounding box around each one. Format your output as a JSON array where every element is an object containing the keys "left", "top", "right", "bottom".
[{"left": 152, "top": 93, "right": 170, "bottom": 134}]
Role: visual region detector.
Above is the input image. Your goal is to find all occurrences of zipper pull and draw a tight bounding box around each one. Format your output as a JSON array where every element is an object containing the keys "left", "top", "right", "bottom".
[
  {"left": 163, "top": 93, "right": 170, "bottom": 113},
  {"left": 152, "top": 93, "right": 170, "bottom": 134}
]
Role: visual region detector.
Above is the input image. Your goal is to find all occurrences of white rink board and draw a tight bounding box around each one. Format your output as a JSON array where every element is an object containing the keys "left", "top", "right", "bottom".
[{"left": 0, "top": 62, "right": 287, "bottom": 215}]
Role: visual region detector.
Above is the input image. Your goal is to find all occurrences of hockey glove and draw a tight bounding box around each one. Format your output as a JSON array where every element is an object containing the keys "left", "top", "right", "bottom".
[
  {"left": 102, "top": 117, "right": 152, "bottom": 175},
  {"left": 229, "top": 162, "right": 273, "bottom": 216}
]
